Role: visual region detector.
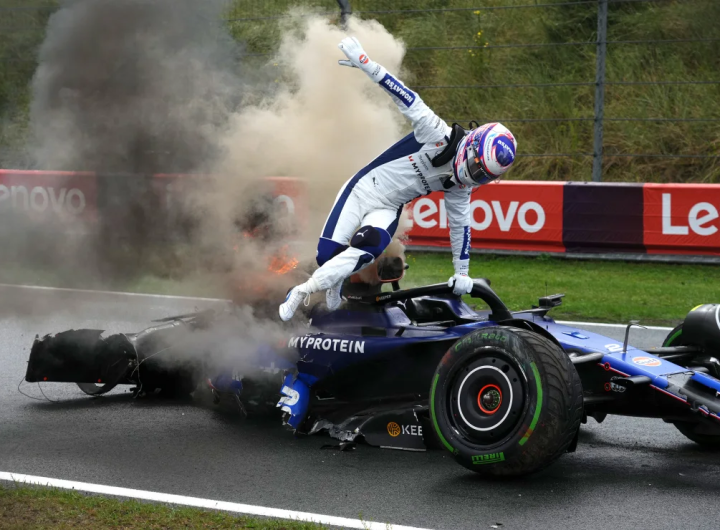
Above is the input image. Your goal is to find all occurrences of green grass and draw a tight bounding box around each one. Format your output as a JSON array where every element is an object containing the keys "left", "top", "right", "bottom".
[
  {"left": 0, "top": 484, "right": 325, "bottom": 530},
  {"left": 2, "top": 0, "right": 719, "bottom": 181},
  {"left": 2, "top": 252, "right": 718, "bottom": 326},
  {"left": 402, "top": 252, "right": 720, "bottom": 326},
  {"left": 229, "top": 0, "right": 720, "bottom": 183}
]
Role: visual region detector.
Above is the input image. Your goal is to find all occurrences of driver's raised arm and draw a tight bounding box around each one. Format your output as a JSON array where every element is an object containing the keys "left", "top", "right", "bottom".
[{"left": 338, "top": 36, "right": 451, "bottom": 144}]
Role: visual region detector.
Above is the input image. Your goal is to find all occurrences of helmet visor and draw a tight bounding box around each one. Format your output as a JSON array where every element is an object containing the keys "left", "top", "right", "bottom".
[{"left": 465, "top": 143, "right": 496, "bottom": 185}]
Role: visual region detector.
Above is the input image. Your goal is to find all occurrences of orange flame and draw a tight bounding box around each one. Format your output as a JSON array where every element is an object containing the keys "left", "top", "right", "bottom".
[{"left": 267, "top": 245, "right": 299, "bottom": 275}]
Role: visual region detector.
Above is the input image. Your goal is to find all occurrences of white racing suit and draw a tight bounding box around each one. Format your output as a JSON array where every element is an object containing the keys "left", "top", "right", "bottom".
[{"left": 313, "top": 72, "right": 472, "bottom": 290}]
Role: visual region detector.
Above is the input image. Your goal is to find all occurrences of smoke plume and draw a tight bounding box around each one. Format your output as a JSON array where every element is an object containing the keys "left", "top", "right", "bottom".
[
  {"left": 10, "top": 3, "right": 418, "bottom": 401},
  {"left": 212, "top": 13, "right": 406, "bottom": 234},
  {"left": 28, "top": 0, "right": 241, "bottom": 174},
  {"left": 10, "top": 1, "right": 413, "bottom": 317},
  {"left": 197, "top": 12, "right": 411, "bottom": 296}
]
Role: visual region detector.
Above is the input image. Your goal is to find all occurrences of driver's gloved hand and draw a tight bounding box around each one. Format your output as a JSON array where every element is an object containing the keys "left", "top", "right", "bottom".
[
  {"left": 449, "top": 274, "right": 473, "bottom": 296},
  {"left": 338, "top": 36, "right": 387, "bottom": 82},
  {"left": 448, "top": 259, "right": 473, "bottom": 296}
]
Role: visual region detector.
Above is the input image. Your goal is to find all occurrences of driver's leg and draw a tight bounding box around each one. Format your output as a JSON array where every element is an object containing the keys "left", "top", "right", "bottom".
[
  {"left": 279, "top": 189, "right": 362, "bottom": 321},
  {"left": 315, "top": 205, "right": 403, "bottom": 289},
  {"left": 279, "top": 203, "right": 401, "bottom": 321}
]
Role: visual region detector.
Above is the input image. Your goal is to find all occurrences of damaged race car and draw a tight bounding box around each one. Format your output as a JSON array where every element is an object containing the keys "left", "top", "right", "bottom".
[{"left": 24, "top": 257, "right": 720, "bottom": 477}]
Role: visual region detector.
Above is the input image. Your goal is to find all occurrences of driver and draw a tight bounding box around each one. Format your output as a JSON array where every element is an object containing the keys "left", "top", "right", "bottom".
[{"left": 280, "top": 36, "right": 517, "bottom": 321}]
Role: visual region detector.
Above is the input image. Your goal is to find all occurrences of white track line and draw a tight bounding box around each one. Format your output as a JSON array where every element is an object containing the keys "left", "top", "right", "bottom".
[
  {"left": 556, "top": 320, "right": 673, "bottom": 331},
  {"left": 0, "top": 283, "right": 228, "bottom": 303},
  {"left": 0, "top": 472, "right": 431, "bottom": 530}
]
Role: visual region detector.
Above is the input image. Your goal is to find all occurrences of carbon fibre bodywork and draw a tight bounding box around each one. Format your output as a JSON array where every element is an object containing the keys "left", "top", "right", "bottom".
[
  {"left": 273, "top": 285, "right": 720, "bottom": 446},
  {"left": 25, "top": 281, "right": 720, "bottom": 454}
]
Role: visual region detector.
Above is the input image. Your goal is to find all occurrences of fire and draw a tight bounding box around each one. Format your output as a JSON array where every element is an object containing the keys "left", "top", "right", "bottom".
[
  {"left": 229, "top": 242, "right": 301, "bottom": 306},
  {"left": 267, "top": 245, "right": 299, "bottom": 276}
]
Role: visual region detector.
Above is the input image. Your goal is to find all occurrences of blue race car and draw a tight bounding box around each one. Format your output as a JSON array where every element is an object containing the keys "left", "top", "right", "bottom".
[{"left": 25, "top": 259, "right": 720, "bottom": 477}]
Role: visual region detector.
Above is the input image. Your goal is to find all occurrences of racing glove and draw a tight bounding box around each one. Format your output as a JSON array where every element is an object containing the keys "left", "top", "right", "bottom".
[
  {"left": 448, "top": 259, "right": 473, "bottom": 296},
  {"left": 338, "top": 36, "right": 387, "bottom": 83}
]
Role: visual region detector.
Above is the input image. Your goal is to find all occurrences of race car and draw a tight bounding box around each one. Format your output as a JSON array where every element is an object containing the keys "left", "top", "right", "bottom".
[{"left": 24, "top": 258, "right": 720, "bottom": 477}]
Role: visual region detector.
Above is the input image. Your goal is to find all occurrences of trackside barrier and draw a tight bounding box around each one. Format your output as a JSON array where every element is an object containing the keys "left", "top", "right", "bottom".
[
  {"left": 0, "top": 170, "right": 306, "bottom": 238},
  {"left": 405, "top": 182, "right": 565, "bottom": 253},
  {"left": 0, "top": 169, "right": 98, "bottom": 224},
  {"left": 149, "top": 173, "right": 308, "bottom": 234},
  {"left": 404, "top": 181, "right": 720, "bottom": 257},
  {"left": 643, "top": 184, "right": 720, "bottom": 256},
  {"left": 1, "top": 170, "right": 718, "bottom": 257}
]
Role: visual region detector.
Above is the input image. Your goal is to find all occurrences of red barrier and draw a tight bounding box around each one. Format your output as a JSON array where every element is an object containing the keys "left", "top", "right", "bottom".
[
  {"left": 151, "top": 174, "right": 307, "bottom": 227},
  {"left": 1, "top": 169, "right": 717, "bottom": 257},
  {"left": 644, "top": 184, "right": 720, "bottom": 256},
  {"left": 0, "top": 169, "right": 97, "bottom": 223},
  {"left": 404, "top": 181, "right": 565, "bottom": 253}
]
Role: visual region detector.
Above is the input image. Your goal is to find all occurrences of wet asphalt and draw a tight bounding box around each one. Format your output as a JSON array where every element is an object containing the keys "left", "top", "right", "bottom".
[{"left": 1, "top": 285, "right": 719, "bottom": 530}]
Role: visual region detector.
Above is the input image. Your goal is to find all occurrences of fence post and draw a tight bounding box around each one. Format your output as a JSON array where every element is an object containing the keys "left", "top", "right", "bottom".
[
  {"left": 337, "top": 0, "right": 352, "bottom": 27},
  {"left": 592, "top": 0, "right": 608, "bottom": 182}
]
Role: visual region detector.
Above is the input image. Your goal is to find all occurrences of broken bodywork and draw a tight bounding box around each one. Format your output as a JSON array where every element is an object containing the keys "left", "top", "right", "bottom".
[{"left": 23, "top": 266, "right": 720, "bottom": 474}]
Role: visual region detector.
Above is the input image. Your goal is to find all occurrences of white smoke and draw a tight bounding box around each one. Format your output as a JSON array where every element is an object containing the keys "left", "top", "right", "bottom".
[{"left": 207, "top": 13, "right": 409, "bottom": 258}]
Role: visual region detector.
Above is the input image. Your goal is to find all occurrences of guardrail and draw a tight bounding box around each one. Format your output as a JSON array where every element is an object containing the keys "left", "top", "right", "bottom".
[
  {"left": 0, "top": 170, "right": 306, "bottom": 240},
  {"left": 2, "top": 170, "right": 718, "bottom": 261},
  {"left": 403, "top": 181, "right": 720, "bottom": 259}
]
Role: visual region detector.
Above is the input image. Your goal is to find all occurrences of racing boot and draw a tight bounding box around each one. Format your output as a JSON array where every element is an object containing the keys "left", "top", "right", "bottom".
[
  {"left": 279, "top": 278, "right": 319, "bottom": 322},
  {"left": 326, "top": 280, "right": 343, "bottom": 311}
]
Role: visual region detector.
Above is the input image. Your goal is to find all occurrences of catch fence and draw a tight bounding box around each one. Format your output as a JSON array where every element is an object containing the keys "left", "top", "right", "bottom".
[{"left": 1, "top": 0, "right": 719, "bottom": 182}]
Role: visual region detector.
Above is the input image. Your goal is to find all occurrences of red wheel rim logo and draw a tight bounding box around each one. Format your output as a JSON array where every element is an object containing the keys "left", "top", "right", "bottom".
[{"left": 477, "top": 384, "right": 502, "bottom": 414}]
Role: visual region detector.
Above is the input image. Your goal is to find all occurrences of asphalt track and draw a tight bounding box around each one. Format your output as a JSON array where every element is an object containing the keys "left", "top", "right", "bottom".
[{"left": 2, "top": 286, "right": 719, "bottom": 530}]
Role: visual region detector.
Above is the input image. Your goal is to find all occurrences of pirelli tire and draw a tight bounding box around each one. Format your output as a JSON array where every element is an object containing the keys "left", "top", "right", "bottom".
[
  {"left": 77, "top": 382, "right": 118, "bottom": 396},
  {"left": 662, "top": 324, "right": 685, "bottom": 348},
  {"left": 663, "top": 325, "right": 720, "bottom": 448},
  {"left": 673, "top": 421, "right": 720, "bottom": 448},
  {"left": 430, "top": 326, "right": 583, "bottom": 477}
]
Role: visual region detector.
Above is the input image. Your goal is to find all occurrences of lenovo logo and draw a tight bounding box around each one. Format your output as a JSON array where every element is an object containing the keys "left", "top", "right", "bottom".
[
  {"left": 661, "top": 193, "right": 718, "bottom": 236},
  {"left": 0, "top": 184, "right": 86, "bottom": 215},
  {"left": 410, "top": 198, "right": 545, "bottom": 234}
]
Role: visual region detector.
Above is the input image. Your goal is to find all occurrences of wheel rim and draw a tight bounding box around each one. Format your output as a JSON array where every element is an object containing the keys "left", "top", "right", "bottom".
[
  {"left": 448, "top": 350, "right": 527, "bottom": 444},
  {"left": 77, "top": 382, "right": 117, "bottom": 396},
  {"left": 477, "top": 384, "right": 502, "bottom": 414}
]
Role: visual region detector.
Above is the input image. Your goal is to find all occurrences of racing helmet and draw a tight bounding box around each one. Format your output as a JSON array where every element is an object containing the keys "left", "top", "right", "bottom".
[{"left": 453, "top": 122, "right": 517, "bottom": 187}]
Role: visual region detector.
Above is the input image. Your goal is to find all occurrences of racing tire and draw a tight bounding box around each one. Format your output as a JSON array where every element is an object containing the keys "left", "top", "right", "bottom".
[
  {"left": 663, "top": 326, "right": 720, "bottom": 448},
  {"left": 673, "top": 421, "right": 720, "bottom": 448},
  {"left": 77, "top": 382, "right": 118, "bottom": 396},
  {"left": 430, "top": 326, "right": 583, "bottom": 477},
  {"left": 663, "top": 324, "right": 685, "bottom": 348}
]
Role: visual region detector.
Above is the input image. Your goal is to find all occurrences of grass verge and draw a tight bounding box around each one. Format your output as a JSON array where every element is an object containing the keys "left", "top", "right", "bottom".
[
  {"left": 404, "top": 252, "right": 720, "bottom": 326},
  {"left": 0, "top": 484, "right": 325, "bottom": 530},
  {"left": 1, "top": 252, "right": 718, "bottom": 326}
]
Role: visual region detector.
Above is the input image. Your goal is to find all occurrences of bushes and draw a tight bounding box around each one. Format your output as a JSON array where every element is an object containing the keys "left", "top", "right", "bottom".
[
  {"left": 228, "top": 0, "right": 719, "bottom": 182},
  {"left": 1, "top": 0, "right": 718, "bottom": 182}
]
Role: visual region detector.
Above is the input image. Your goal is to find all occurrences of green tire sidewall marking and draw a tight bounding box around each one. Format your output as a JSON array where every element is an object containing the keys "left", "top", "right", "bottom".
[
  {"left": 518, "top": 361, "right": 543, "bottom": 447},
  {"left": 430, "top": 373, "right": 455, "bottom": 454},
  {"left": 663, "top": 329, "right": 682, "bottom": 347},
  {"left": 472, "top": 452, "right": 505, "bottom": 465}
]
